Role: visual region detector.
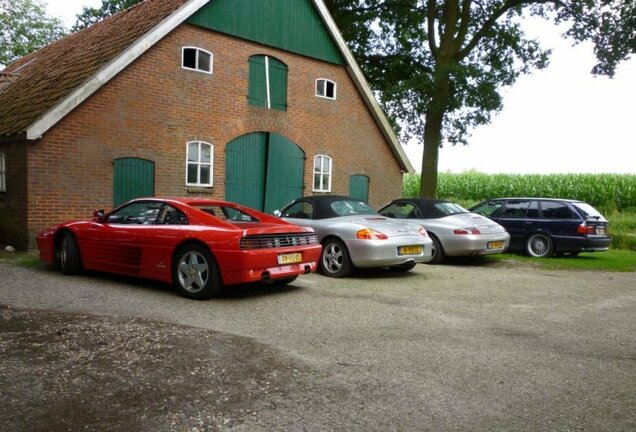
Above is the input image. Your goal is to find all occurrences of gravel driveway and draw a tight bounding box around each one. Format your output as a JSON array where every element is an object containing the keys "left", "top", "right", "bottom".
[{"left": 1, "top": 258, "right": 635, "bottom": 431}]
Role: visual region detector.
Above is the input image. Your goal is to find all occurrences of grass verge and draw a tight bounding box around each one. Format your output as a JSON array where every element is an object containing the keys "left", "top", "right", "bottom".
[{"left": 486, "top": 249, "right": 636, "bottom": 272}]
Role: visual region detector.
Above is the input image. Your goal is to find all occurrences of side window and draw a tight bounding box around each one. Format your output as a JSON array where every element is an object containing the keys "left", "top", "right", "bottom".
[
  {"left": 157, "top": 205, "right": 189, "bottom": 225},
  {"left": 316, "top": 79, "right": 336, "bottom": 99},
  {"left": 313, "top": 155, "right": 332, "bottom": 193},
  {"left": 501, "top": 201, "right": 530, "bottom": 218},
  {"left": 526, "top": 201, "right": 539, "bottom": 218},
  {"left": 472, "top": 201, "right": 504, "bottom": 217},
  {"left": 282, "top": 202, "right": 314, "bottom": 219},
  {"left": 0, "top": 153, "right": 5, "bottom": 192},
  {"left": 182, "top": 47, "right": 213, "bottom": 74},
  {"left": 108, "top": 201, "right": 163, "bottom": 225},
  {"left": 248, "top": 55, "right": 287, "bottom": 110},
  {"left": 541, "top": 201, "right": 573, "bottom": 219},
  {"left": 379, "top": 203, "right": 419, "bottom": 219},
  {"left": 186, "top": 141, "right": 213, "bottom": 187}
]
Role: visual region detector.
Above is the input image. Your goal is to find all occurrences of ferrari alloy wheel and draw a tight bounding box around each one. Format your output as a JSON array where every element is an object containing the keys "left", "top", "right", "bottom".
[
  {"left": 59, "top": 231, "right": 82, "bottom": 275},
  {"left": 173, "top": 244, "right": 222, "bottom": 299},
  {"left": 526, "top": 233, "right": 554, "bottom": 258},
  {"left": 320, "top": 238, "right": 352, "bottom": 278}
]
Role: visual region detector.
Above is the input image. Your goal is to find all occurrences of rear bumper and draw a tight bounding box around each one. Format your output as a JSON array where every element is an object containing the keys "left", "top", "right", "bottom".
[
  {"left": 438, "top": 232, "right": 511, "bottom": 257},
  {"left": 345, "top": 236, "right": 434, "bottom": 267},
  {"left": 214, "top": 244, "right": 322, "bottom": 286},
  {"left": 552, "top": 235, "right": 612, "bottom": 253}
]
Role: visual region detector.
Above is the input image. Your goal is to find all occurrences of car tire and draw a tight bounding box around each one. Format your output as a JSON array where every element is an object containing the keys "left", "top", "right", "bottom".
[
  {"left": 172, "top": 244, "right": 222, "bottom": 300},
  {"left": 320, "top": 238, "right": 353, "bottom": 278},
  {"left": 525, "top": 233, "right": 554, "bottom": 258},
  {"left": 428, "top": 234, "right": 445, "bottom": 264},
  {"left": 59, "top": 232, "right": 83, "bottom": 275}
]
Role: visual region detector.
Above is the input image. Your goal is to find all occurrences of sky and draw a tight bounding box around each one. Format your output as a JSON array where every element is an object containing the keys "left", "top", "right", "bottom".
[{"left": 46, "top": 0, "right": 636, "bottom": 175}]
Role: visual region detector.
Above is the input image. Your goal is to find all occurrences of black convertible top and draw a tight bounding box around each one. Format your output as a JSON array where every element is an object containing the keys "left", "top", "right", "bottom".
[{"left": 283, "top": 195, "right": 376, "bottom": 219}]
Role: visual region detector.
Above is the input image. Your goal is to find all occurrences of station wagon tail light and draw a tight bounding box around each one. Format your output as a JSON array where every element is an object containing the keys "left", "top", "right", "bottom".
[
  {"left": 576, "top": 223, "right": 595, "bottom": 235},
  {"left": 418, "top": 227, "right": 428, "bottom": 237},
  {"left": 356, "top": 228, "right": 388, "bottom": 240},
  {"left": 453, "top": 228, "right": 481, "bottom": 235}
]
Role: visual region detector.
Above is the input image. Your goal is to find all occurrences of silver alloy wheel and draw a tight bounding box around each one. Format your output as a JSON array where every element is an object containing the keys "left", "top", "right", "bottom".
[
  {"left": 527, "top": 233, "right": 552, "bottom": 257},
  {"left": 177, "top": 250, "right": 209, "bottom": 293},
  {"left": 322, "top": 242, "right": 344, "bottom": 274}
]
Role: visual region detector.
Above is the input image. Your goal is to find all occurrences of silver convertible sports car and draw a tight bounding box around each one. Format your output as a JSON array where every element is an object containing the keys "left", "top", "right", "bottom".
[
  {"left": 275, "top": 195, "right": 433, "bottom": 277},
  {"left": 378, "top": 198, "right": 510, "bottom": 264}
]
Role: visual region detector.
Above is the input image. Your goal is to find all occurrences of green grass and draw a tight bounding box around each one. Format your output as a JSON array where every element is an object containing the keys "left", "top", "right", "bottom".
[
  {"left": 0, "top": 251, "right": 42, "bottom": 268},
  {"left": 486, "top": 249, "right": 636, "bottom": 272}
]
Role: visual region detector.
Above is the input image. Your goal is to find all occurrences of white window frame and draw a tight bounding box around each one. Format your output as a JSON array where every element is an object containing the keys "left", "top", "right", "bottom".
[
  {"left": 186, "top": 141, "right": 214, "bottom": 187},
  {"left": 181, "top": 47, "right": 213, "bottom": 74},
  {"left": 313, "top": 154, "right": 332, "bottom": 193},
  {"left": 0, "top": 153, "right": 5, "bottom": 192},
  {"left": 315, "top": 78, "right": 337, "bottom": 100}
]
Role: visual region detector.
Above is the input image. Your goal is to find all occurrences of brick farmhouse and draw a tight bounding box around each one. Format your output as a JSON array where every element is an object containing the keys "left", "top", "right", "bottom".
[{"left": 0, "top": 0, "right": 413, "bottom": 249}]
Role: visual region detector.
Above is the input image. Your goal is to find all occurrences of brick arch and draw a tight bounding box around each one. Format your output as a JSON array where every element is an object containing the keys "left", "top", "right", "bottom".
[{"left": 220, "top": 117, "right": 307, "bottom": 148}]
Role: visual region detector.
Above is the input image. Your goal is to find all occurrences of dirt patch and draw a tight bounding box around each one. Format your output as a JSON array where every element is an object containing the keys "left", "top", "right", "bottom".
[{"left": 0, "top": 306, "right": 310, "bottom": 432}]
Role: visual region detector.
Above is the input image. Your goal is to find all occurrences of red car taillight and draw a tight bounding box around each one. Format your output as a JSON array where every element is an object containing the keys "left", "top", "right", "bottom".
[
  {"left": 356, "top": 228, "right": 388, "bottom": 240},
  {"left": 453, "top": 228, "right": 481, "bottom": 235},
  {"left": 577, "top": 223, "right": 594, "bottom": 235}
]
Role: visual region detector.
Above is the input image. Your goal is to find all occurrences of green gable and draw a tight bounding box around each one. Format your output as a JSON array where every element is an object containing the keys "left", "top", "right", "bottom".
[{"left": 187, "top": 0, "right": 344, "bottom": 65}]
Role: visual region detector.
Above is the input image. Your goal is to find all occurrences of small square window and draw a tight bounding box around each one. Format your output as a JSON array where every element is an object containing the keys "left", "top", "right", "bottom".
[
  {"left": 182, "top": 47, "right": 213, "bottom": 74},
  {"left": 316, "top": 79, "right": 336, "bottom": 100},
  {"left": 186, "top": 141, "right": 214, "bottom": 187}
]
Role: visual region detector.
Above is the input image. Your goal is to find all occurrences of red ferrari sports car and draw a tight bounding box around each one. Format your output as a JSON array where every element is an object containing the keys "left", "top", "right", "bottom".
[{"left": 37, "top": 197, "right": 322, "bottom": 299}]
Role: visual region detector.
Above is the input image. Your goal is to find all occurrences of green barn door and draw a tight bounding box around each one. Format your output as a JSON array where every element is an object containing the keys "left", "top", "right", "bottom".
[
  {"left": 113, "top": 158, "right": 154, "bottom": 207},
  {"left": 265, "top": 134, "right": 305, "bottom": 213},
  {"left": 226, "top": 133, "right": 268, "bottom": 209},
  {"left": 349, "top": 174, "right": 370, "bottom": 202},
  {"left": 225, "top": 133, "right": 304, "bottom": 212}
]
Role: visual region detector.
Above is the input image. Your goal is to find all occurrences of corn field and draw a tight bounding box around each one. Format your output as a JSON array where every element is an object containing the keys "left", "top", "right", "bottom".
[{"left": 403, "top": 173, "right": 636, "bottom": 212}]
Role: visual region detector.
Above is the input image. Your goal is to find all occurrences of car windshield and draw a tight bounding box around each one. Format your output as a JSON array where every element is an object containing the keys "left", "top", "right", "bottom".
[
  {"left": 435, "top": 202, "right": 469, "bottom": 216},
  {"left": 330, "top": 200, "right": 378, "bottom": 217},
  {"left": 572, "top": 202, "right": 605, "bottom": 220}
]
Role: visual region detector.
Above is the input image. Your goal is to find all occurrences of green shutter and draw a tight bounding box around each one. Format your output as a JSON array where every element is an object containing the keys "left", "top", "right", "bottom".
[
  {"left": 349, "top": 175, "right": 370, "bottom": 202},
  {"left": 188, "top": 0, "right": 344, "bottom": 65},
  {"left": 248, "top": 56, "right": 267, "bottom": 107},
  {"left": 113, "top": 158, "right": 154, "bottom": 207},
  {"left": 264, "top": 134, "right": 305, "bottom": 213},
  {"left": 268, "top": 57, "right": 288, "bottom": 111},
  {"left": 225, "top": 133, "right": 268, "bottom": 209}
]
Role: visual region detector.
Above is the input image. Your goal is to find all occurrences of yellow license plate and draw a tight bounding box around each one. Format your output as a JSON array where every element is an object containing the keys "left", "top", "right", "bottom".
[
  {"left": 398, "top": 245, "right": 423, "bottom": 255},
  {"left": 277, "top": 253, "right": 302, "bottom": 265},
  {"left": 488, "top": 241, "right": 504, "bottom": 249}
]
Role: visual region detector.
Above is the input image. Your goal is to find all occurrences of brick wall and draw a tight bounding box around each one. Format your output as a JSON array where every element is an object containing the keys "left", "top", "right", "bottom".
[
  {"left": 0, "top": 140, "right": 28, "bottom": 248},
  {"left": 21, "top": 24, "right": 404, "bottom": 247}
]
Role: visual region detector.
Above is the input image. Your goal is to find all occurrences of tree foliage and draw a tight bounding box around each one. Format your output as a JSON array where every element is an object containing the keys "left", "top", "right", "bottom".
[
  {"left": 324, "top": 1, "right": 635, "bottom": 197},
  {"left": 0, "top": 0, "right": 65, "bottom": 67},
  {"left": 72, "top": 0, "right": 141, "bottom": 31}
]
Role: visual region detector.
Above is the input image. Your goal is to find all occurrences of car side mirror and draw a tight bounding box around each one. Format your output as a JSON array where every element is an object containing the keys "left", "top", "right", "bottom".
[
  {"left": 273, "top": 210, "right": 282, "bottom": 217},
  {"left": 93, "top": 209, "right": 106, "bottom": 222}
]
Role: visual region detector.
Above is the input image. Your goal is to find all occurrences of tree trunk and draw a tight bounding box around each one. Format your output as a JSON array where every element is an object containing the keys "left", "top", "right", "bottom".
[{"left": 419, "top": 70, "right": 450, "bottom": 198}]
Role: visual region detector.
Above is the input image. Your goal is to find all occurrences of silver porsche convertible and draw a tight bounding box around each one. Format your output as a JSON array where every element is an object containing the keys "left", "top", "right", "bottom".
[
  {"left": 275, "top": 195, "right": 433, "bottom": 277},
  {"left": 378, "top": 198, "right": 510, "bottom": 264}
]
